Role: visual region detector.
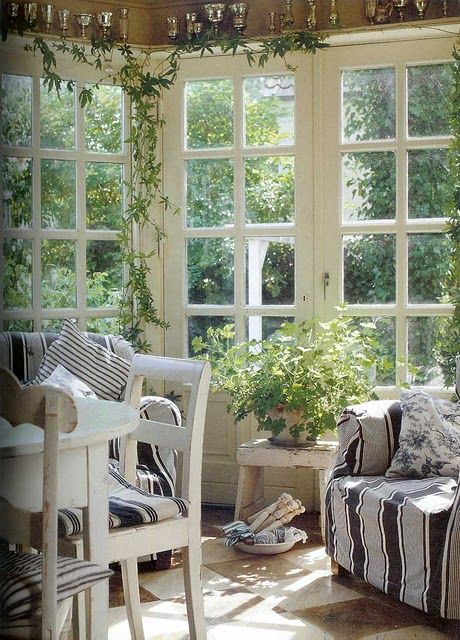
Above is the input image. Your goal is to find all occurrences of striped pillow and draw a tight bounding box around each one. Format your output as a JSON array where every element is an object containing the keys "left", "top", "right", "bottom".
[
  {"left": 0, "top": 550, "right": 112, "bottom": 621},
  {"left": 29, "top": 320, "right": 131, "bottom": 401}
]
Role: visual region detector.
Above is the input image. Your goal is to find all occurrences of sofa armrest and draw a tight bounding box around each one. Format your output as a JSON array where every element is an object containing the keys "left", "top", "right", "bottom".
[{"left": 332, "top": 399, "right": 402, "bottom": 478}]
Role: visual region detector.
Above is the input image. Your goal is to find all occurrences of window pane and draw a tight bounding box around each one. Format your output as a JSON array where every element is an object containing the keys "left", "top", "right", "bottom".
[
  {"left": 245, "top": 156, "right": 294, "bottom": 224},
  {"left": 407, "top": 64, "right": 453, "bottom": 138},
  {"left": 342, "top": 68, "right": 395, "bottom": 142},
  {"left": 408, "top": 317, "right": 443, "bottom": 386},
  {"left": 41, "top": 239, "right": 76, "bottom": 308},
  {"left": 1, "top": 156, "right": 32, "bottom": 228},
  {"left": 342, "top": 152, "right": 395, "bottom": 221},
  {"left": 188, "top": 315, "right": 234, "bottom": 356},
  {"left": 86, "top": 240, "right": 123, "bottom": 308},
  {"left": 86, "top": 162, "right": 123, "bottom": 230},
  {"left": 343, "top": 234, "right": 396, "bottom": 304},
  {"left": 246, "top": 315, "right": 294, "bottom": 341},
  {"left": 246, "top": 237, "right": 294, "bottom": 305},
  {"left": 41, "top": 318, "right": 69, "bottom": 332},
  {"left": 1, "top": 74, "right": 32, "bottom": 147},
  {"left": 4, "top": 319, "right": 33, "bottom": 331},
  {"left": 86, "top": 317, "right": 120, "bottom": 334},
  {"left": 350, "top": 316, "right": 396, "bottom": 385},
  {"left": 40, "top": 80, "right": 75, "bottom": 149},
  {"left": 185, "top": 79, "right": 233, "bottom": 150},
  {"left": 186, "top": 159, "right": 234, "bottom": 228},
  {"left": 85, "top": 84, "right": 122, "bottom": 153},
  {"left": 41, "top": 159, "right": 76, "bottom": 229},
  {"left": 244, "top": 75, "right": 295, "bottom": 147},
  {"left": 187, "top": 238, "right": 234, "bottom": 304},
  {"left": 3, "top": 238, "right": 32, "bottom": 309},
  {"left": 407, "top": 233, "right": 450, "bottom": 304},
  {"left": 408, "top": 149, "right": 449, "bottom": 219}
]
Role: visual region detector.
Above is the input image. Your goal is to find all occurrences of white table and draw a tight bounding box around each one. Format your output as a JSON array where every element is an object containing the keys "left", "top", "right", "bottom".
[
  {"left": 0, "top": 397, "right": 139, "bottom": 640},
  {"left": 234, "top": 438, "right": 338, "bottom": 539}
]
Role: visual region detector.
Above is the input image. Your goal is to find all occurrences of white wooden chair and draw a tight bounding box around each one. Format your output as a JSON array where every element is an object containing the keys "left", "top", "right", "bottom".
[
  {"left": 0, "top": 368, "right": 112, "bottom": 639},
  {"left": 64, "top": 354, "right": 211, "bottom": 640}
]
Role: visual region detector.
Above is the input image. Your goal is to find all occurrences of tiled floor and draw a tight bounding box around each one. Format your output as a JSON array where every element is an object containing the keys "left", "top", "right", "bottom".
[{"left": 108, "top": 506, "right": 459, "bottom": 640}]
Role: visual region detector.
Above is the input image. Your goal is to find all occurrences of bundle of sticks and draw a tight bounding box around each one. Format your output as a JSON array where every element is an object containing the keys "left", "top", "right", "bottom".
[{"left": 246, "top": 493, "right": 305, "bottom": 534}]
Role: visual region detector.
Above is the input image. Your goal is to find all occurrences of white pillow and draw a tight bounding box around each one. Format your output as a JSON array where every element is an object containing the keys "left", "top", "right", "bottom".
[
  {"left": 29, "top": 320, "right": 131, "bottom": 401},
  {"left": 386, "top": 389, "right": 460, "bottom": 479},
  {"left": 42, "top": 365, "right": 97, "bottom": 399}
]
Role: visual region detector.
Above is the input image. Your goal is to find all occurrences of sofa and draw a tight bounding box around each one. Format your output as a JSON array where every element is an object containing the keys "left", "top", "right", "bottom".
[
  {"left": 0, "top": 324, "right": 180, "bottom": 569},
  {"left": 325, "top": 384, "right": 460, "bottom": 621}
]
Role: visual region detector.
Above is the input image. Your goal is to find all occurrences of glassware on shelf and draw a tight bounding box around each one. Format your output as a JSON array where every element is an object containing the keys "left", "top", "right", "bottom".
[
  {"left": 95, "top": 12, "right": 113, "bottom": 39},
  {"left": 23, "top": 3, "right": 38, "bottom": 29},
  {"left": 393, "top": 0, "right": 409, "bottom": 21},
  {"left": 58, "top": 9, "right": 71, "bottom": 37},
  {"left": 414, "top": 0, "right": 429, "bottom": 18},
  {"left": 283, "top": 0, "right": 295, "bottom": 29},
  {"left": 268, "top": 10, "right": 277, "bottom": 33},
  {"left": 306, "top": 0, "right": 317, "bottom": 29},
  {"left": 7, "top": 2, "right": 19, "bottom": 30},
  {"left": 166, "top": 15, "right": 180, "bottom": 39},
  {"left": 203, "top": 4, "right": 226, "bottom": 35},
  {"left": 364, "top": 0, "right": 377, "bottom": 24},
  {"left": 41, "top": 3, "right": 55, "bottom": 33},
  {"left": 329, "top": 0, "right": 339, "bottom": 26},
  {"left": 230, "top": 3, "right": 248, "bottom": 32},
  {"left": 439, "top": 0, "right": 448, "bottom": 16},
  {"left": 118, "top": 8, "right": 129, "bottom": 42},
  {"left": 185, "top": 12, "right": 197, "bottom": 35},
  {"left": 75, "top": 13, "right": 92, "bottom": 39}
]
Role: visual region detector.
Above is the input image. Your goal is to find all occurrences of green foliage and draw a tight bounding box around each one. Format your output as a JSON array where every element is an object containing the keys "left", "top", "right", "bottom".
[{"left": 193, "top": 315, "right": 377, "bottom": 440}]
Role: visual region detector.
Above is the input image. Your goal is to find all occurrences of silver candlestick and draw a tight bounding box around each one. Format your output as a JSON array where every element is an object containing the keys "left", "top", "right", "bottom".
[
  {"left": 230, "top": 3, "right": 248, "bottom": 32},
  {"left": 166, "top": 16, "right": 180, "bottom": 40},
  {"left": 393, "top": 0, "right": 409, "bottom": 21},
  {"left": 75, "top": 14, "right": 92, "bottom": 39},
  {"left": 439, "top": 0, "right": 448, "bottom": 15},
  {"left": 203, "top": 3, "right": 226, "bottom": 35},
  {"left": 95, "top": 12, "right": 113, "bottom": 39},
  {"left": 118, "top": 8, "right": 129, "bottom": 42},
  {"left": 41, "top": 3, "right": 55, "bottom": 33},
  {"left": 23, "top": 3, "right": 38, "bottom": 29},
  {"left": 58, "top": 9, "right": 71, "bottom": 37},
  {"left": 7, "top": 2, "right": 19, "bottom": 30},
  {"left": 185, "top": 12, "right": 197, "bottom": 34},
  {"left": 414, "top": 0, "right": 430, "bottom": 18},
  {"left": 306, "top": 0, "right": 317, "bottom": 29},
  {"left": 283, "top": 0, "right": 295, "bottom": 29}
]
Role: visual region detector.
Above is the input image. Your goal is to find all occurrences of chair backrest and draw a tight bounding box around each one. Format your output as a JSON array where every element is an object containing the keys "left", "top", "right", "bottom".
[
  {"left": 0, "top": 367, "right": 78, "bottom": 635},
  {"left": 123, "top": 355, "right": 211, "bottom": 508}
]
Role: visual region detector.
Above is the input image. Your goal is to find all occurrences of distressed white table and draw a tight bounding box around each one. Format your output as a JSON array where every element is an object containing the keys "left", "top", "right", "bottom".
[
  {"left": 0, "top": 397, "right": 139, "bottom": 640},
  {"left": 234, "top": 438, "right": 338, "bottom": 539}
]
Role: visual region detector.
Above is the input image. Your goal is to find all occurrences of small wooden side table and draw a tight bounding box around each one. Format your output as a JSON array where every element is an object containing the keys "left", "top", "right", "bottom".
[{"left": 234, "top": 438, "right": 338, "bottom": 539}]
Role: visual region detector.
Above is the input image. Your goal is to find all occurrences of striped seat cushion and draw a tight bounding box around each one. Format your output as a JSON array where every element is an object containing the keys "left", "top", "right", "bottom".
[
  {"left": 0, "top": 550, "right": 112, "bottom": 621},
  {"left": 28, "top": 320, "right": 131, "bottom": 401},
  {"left": 58, "top": 467, "right": 189, "bottom": 536}
]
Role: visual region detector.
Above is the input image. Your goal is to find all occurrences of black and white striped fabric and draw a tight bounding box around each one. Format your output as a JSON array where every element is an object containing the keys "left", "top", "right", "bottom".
[
  {"left": 325, "top": 400, "right": 460, "bottom": 620},
  {"left": 0, "top": 550, "right": 112, "bottom": 622},
  {"left": 0, "top": 327, "right": 134, "bottom": 385},
  {"left": 28, "top": 320, "right": 131, "bottom": 401},
  {"left": 58, "top": 464, "right": 188, "bottom": 537}
]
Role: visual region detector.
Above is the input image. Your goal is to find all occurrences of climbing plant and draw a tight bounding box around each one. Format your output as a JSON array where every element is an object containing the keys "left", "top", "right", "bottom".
[
  {"left": 434, "top": 43, "right": 460, "bottom": 389},
  {"left": 9, "top": 28, "right": 326, "bottom": 351}
]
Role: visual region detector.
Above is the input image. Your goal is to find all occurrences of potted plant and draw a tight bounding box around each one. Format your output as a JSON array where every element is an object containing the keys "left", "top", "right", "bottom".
[{"left": 193, "top": 315, "right": 377, "bottom": 443}]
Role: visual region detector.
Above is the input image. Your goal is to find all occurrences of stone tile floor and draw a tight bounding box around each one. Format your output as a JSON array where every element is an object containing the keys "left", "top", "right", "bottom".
[{"left": 108, "top": 506, "right": 459, "bottom": 640}]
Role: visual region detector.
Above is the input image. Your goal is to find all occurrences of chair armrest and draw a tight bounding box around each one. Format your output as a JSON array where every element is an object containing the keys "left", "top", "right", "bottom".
[{"left": 332, "top": 399, "right": 402, "bottom": 478}]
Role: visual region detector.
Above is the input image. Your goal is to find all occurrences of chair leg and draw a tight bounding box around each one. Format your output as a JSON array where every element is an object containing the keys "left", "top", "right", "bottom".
[
  {"left": 182, "top": 540, "right": 206, "bottom": 640},
  {"left": 121, "top": 558, "right": 145, "bottom": 640}
]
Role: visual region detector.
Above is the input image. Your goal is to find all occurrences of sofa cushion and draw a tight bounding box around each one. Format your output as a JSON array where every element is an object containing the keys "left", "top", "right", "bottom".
[
  {"left": 0, "top": 550, "right": 112, "bottom": 621},
  {"left": 58, "top": 465, "right": 189, "bottom": 536},
  {"left": 28, "top": 320, "right": 131, "bottom": 401},
  {"left": 386, "top": 390, "right": 460, "bottom": 479}
]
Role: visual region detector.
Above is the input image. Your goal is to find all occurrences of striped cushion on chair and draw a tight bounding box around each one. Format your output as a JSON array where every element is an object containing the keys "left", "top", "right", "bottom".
[
  {"left": 58, "top": 467, "right": 189, "bottom": 536},
  {"left": 28, "top": 320, "right": 131, "bottom": 401},
  {"left": 0, "top": 550, "right": 112, "bottom": 622}
]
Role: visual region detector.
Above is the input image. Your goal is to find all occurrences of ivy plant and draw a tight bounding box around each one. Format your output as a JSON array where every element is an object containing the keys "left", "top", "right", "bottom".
[{"left": 11, "top": 28, "right": 326, "bottom": 351}]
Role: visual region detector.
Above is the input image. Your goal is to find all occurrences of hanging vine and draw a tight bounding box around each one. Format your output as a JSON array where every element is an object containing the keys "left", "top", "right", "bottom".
[{"left": 15, "top": 28, "right": 327, "bottom": 351}]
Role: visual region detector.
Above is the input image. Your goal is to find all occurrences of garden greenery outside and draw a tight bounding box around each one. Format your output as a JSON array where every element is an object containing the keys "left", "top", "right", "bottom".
[{"left": 1, "top": 25, "right": 460, "bottom": 388}]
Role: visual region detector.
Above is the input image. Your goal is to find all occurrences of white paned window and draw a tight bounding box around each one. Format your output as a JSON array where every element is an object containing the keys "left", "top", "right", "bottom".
[
  {"left": 163, "top": 55, "right": 313, "bottom": 356},
  {"left": 0, "top": 60, "right": 129, "bottom": 333}
]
